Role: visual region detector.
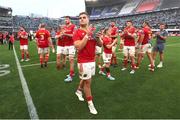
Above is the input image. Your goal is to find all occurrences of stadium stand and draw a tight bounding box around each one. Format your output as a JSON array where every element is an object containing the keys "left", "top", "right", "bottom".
[
  {"left": 160, "top": 0, "right": 180, "bottom": 9},
  {"left": 135, "top": 0, "right": 161, "bottom": 13},
  {"left": 12, "top": 16, "right": 62, "bottom": 31},
  {"left": 86, "top": 0, "right": 127, "bottom": 18},
  {"left": 91, "top": 8, "right": 180, "bottom": 31},
  {"left": 85, "top": 0, "right": 179, "bottom": 33},
  {"left": 90, "top": 7, "right": 104, "bottom": 18},
  {"left": 0, "top": 6, "right": 13, "bottom": 32},
  {"left": 119, "top": 0, "right": 142, "bottom": 15},
  {"left": 100, "top": 4, "right": 125, "bottom": 17},
  {"left": 0, "top": 0, "right": 179, "bottom": 35}
]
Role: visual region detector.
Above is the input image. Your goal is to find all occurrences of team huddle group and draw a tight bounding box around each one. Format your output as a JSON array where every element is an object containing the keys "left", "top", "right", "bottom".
[{"left": 17, "top": 12, "right": 168, "bottom": 115}]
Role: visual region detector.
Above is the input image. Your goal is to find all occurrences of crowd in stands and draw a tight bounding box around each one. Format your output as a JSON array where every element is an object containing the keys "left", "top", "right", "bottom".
[
  {"left": 92, "top": 8, "right": 180, "bottom": 30},
  {"left": 12, "top": 16, "right": 64, "bottom": 31},
  {"left": 11, "top": 8, "right": 180, "bottom": 32}
]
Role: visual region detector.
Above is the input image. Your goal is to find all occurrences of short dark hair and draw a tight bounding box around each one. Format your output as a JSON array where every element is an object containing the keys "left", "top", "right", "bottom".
[
  {"left": 126, "top": 20, "right": 132, "bottom": 23},
  {"left": 103, "top": 28, "right": 109, "bottom": 34},
  {"left": 40, "top": 23, "right": 46, "bottom": 28},
  {"left": 143, "top": 21, "right": 150, "bottom": 27},
  {"left": 20, "top": 26, "right": 25, "bottom": 29},
  {"left": 79, "top": 12, "right": 89, "bottom": 17},
  {"left": 159, "top": 22, "right": 167, "bottom": 28},
  {"left": 65, "top": 16, "right": 70, "bottom": 19},
  {"left": 160, "top": 22, "right": 166, "bottom": 25}
]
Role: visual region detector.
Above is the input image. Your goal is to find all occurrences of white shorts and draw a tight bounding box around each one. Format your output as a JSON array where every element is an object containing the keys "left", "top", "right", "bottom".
[
  {"left": 123, "top": 46, "right": 135, "bottom": 56},
  {"left": 102, "top": 52, "right": 112, "bottom": 63},
  {"left": 112, "top": 45, "right": 117, "bottom": 53},
  {"left": 63, "top": 46, "right": 75, "bottom": 56},
  {"left": 56, "top": 46, "right": 64, "bottom": 54},
  {"left": 140, "top": 43, "right": 152, "bottom": 54},
  {"left": 20, "top": 45, "right": 28, "bottom": 50},
  {"left": 95, "top": 46, "right": 102, "bottom": 54},
  {"left": 78, "top": 62, "right": 95, "bottom": 80},
  {"left": 38, "top": 47, "right": 49, "bottom": 54}
]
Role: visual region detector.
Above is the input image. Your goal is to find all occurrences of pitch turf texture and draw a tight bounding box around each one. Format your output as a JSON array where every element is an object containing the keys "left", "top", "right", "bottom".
[{"left": 0, "top": 36, "right": 180, "bottom": 119}]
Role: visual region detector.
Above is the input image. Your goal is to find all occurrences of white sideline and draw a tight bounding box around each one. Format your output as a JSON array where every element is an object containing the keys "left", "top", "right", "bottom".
[
  {"left": 166, "top": 43, "right": 180, "bottom": 47},
  {"left": 13, "top": 46, "right": 39, "bottom": 119}
]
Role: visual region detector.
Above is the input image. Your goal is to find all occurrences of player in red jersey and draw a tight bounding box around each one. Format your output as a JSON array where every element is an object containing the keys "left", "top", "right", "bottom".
[
  {"left": 109, "top": 22, "right": 118, "bottom": 67},
  {"left": 55, "top": 25, "right": 66, "bottom": 70},
  {"left": 73, "top": 12, "right": 102, "bottom": 115},
  {"left": 0, "top": 32, "right": 3, "bottom": 45},
  {"left": 136, "top": 21, "right": 154, "bottom": 71},
  {"left": 99, "top": 28, "right": 116, "bottom": 80},
  {"left": 9, "top": 32, "right": 14, "bottom": 50},
  {"left": 18, "top": 26, "right": 30, "bottom": 62},
  {"left": 135, "top": 28, "right": 142, "bottom": 56},
  {"left": 90, "top": 24, "right": 103, "bottom": 69},
  {"left": 35, "top": 23, "right": 55, "bottom": 68},
  {"left": 62, "top": 16, "right": 76, "bottom": 82},
  {"left": 119, "top": 30, "right": 124, "bottom": 52},
  {"left": 120, "top": 20, "right": 136, "bottom": 74},
  {"left": 3, "top": 32, "right": 8, "bottom": 44}
]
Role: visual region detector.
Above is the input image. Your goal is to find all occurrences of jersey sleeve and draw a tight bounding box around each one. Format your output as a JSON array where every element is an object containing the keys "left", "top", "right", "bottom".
[{"left": 73, "top": 30, "right": 81, "bottom": 42}]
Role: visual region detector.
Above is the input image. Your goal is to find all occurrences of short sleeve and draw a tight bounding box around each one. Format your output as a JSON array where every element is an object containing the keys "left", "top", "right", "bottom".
[{"left": 73, "top": 30, "right": 81, "bottom": 43}]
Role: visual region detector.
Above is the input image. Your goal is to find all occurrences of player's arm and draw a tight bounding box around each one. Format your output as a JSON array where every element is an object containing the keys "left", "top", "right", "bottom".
[
  {"left": 34, "top": 37, "right": 40, "bottom": 53},
  {"left": 110, "top": 33, "right": 118, "bottom": 38},
  {"left": 55, "top": 33, "right": 63, "bottom": 39},
  {"left": 106, "top": 38, "right": 117, "bottom": 49},
  {"left": 127, "top": 31, "right": 136, "bottom": 38},
  {"left": 96, "top": 32, "right": 103, "bottom": 47},
  {"left": 20, "top": 33, "right": 28, "bottom": 39},
  {"left": 48, "top": 37, "right": 55, "bottom": 50},
  {"left": 138, "top": 34, "right": 144, "bottom": 45},
  {"left": 159, "top": 34, "right": 167, "bottom": 40},
  {"left": 74, "top": 34, "right": 89, "bottom": 51},
  {"left": 62, "top": 32, "right": 73, "bottom": 37},
  {"left": 62, "top": 27, "right": 75, "bottom": 37},
  {"left": 137, "top": 34, "right": 144, "bottom": 49},
  {"left": 35, "top": 33, "right": 39, "bottom": 46}
]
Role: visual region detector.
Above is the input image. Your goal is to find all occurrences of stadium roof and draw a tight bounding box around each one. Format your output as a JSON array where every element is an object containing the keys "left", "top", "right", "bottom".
[
  {"left": 85, "top": 0, "right": 128, "bottom": 7},
  {"left": 0, "top": 5, "right": 12, "bottom": 11}
]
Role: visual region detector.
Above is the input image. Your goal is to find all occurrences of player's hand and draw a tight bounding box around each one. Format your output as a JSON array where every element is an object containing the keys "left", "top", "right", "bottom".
[
  {"left": 156, "top": 32, "right": 160, "bottom": 36},
  {"left": 106, "top": 44, "right": 112, "bottom": 49},
  {"left": 96, "top": 32, "right": 102, "bottom": 38}
]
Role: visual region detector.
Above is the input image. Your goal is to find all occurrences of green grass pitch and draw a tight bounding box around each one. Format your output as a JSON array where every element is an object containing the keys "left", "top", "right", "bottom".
[{"left": 0, "top": 36, "right": 180, "bottom": 118}]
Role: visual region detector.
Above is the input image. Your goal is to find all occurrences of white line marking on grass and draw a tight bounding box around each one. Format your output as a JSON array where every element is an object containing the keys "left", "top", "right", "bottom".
[
  {"left": 21, "top": 61, "right": 56, "bottom": 68},
  {"left": 13, "top": 46, "right": 39, "bottom": 119},
  {"left": 166, "top": 43, "right": 180, "bottom": 47}
]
